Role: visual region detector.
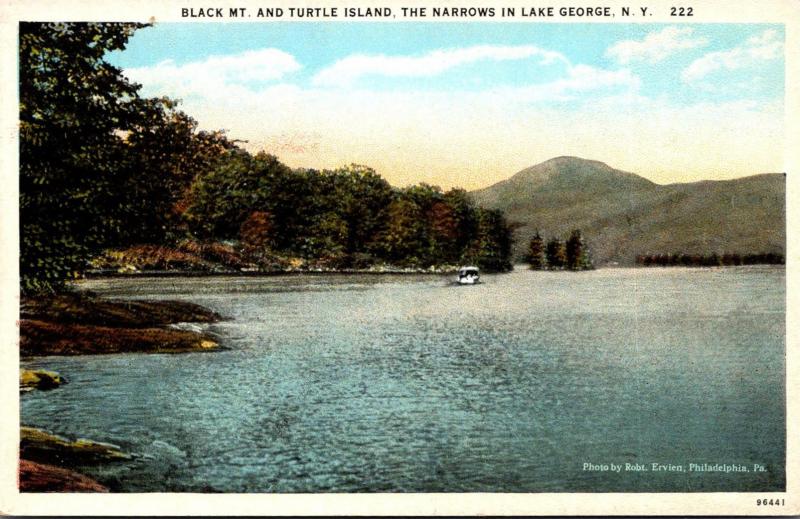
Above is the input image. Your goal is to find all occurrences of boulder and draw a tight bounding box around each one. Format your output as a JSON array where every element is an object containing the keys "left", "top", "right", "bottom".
[
  {"left": 20, "top": 426, "right": 132, "bottom": 466},
  {"left": 19, "top": 369, "right": 65, "bottom": 392}
]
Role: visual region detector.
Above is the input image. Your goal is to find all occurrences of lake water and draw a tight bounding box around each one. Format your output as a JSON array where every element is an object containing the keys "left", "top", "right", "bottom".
[{"left": 21, "top": 267, "right": 785, "bottom": 492}]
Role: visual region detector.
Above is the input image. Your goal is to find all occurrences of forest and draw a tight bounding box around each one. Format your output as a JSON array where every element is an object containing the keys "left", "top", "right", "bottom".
[{"left": 20, "top": 22, "right": 514, "bottom": 294}]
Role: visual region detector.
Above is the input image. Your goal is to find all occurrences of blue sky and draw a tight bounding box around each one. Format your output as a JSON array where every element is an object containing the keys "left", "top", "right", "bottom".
[{"left": 108, "top": 23, "right": 785, "bottom": 188}]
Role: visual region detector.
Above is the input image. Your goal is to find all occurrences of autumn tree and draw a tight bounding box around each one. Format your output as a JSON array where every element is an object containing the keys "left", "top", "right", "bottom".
[{"left": 427, "top": 200, "right": 459, "bottom": 264}]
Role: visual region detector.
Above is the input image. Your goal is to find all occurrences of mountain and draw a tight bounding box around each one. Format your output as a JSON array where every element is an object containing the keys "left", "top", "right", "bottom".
[{"left": 470, "top": 156, "right": 785, "bottom": 266}]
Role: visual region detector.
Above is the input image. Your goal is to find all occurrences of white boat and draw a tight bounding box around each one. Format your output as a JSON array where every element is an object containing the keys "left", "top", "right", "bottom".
[{"left": 457, "top": 266, "right": 480, "bottom": 285}]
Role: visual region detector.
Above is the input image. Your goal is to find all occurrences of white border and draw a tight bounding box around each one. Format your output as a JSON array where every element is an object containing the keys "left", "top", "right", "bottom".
[{"left": 1, "top": 0, "right": 797, "bottom": 515}]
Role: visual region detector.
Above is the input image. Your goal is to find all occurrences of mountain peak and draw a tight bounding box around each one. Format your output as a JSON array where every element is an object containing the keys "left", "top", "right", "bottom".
[
  {"left": 473, "top": 156, "right": 656, "bottom": 203},
  {"left": 542, "top": 155, "right": 608, "bottom": 166},
  {"left": 516, "top": 156, "right": 630, "bottom": 178},
  {"left": 469, "top": 157, "right": 784, "bottom": 266}
]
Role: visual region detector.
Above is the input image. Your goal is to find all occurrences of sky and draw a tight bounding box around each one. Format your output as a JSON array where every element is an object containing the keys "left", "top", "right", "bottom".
[{"left": 108, "top": 23, "right": 785, "bottom": 189}]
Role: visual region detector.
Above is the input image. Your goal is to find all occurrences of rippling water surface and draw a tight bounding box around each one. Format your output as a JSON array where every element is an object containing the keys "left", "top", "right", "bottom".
[{"left": 21, "top": 267, "right": 785, "bottom": 492}]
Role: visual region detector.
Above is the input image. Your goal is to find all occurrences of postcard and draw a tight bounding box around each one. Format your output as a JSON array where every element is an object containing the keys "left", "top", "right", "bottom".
[{"left": 0, "top": 0, "right": 798, "bottom": 515}]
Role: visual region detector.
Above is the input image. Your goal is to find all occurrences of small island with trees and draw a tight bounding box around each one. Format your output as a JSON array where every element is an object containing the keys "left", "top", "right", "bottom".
[{"left": 525, "top": 230, "right": 593, "bottom": 271}]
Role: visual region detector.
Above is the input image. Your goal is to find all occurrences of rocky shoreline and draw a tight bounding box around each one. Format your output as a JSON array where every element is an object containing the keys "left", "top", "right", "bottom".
[
  {"left": 19, "top": 459, "right": 110, "bottom": 493},
  {"left": 18, "top": 425, "right": 135, "bottom": 492},
  {"left": 20, "top": 291, "right": 223, "bottom": 356},
  {"left": 19, "top": 291, "right": 226, "bottom": 491}
]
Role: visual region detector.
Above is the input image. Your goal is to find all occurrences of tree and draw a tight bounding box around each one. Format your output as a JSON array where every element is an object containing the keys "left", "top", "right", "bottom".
[
  {"left": 443, "top": 188, "right": 478, "bottom": 263},
  {"left": 182, "top": 150, "right": 295, "bottom": 241},
  {"left": 121, "top": 99, "right": 236, "bottom": 243},
  {"left": 329, "top": 164, "right": 393, "bottom": 259},
  {"left": 545, "top": 237, "right": 566, "bottom": 269},
  {"left": 526, "top": 232, "right": 545, "bottom": 270},
  {"left": 565, "top": 229, "right": 592, "bottom": 270},
  {"left": 426, "top": 200, "right": 459, "bottom": 264},
  {"left": 239, "top": 211, "right": 275, "bottom": 253},
  {"left": 374, "top": 195, "right": 425, "bottom": 265},
  {"left": 20, "top": 22, "right": 149, "bottom": 293},
  {"left": 464, "top": 208, "right": 514, "bottom": 272}
]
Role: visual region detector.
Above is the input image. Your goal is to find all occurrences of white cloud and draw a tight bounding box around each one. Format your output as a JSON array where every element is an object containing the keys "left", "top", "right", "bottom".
[
  {"left": 549, "top": 64, "right": 640, "bottom": 93},
  {"left": 124, "top": 48, "right": 302, "bottom": 98},
  {"left": 122, "top": 45, "right": 781, "bottom": 189},
  {"left": 173, "top": 82, "right": 780, "bottom": 189},
  {"left": 682, "top": 29, "right": 783, "bottom": 83},
  {"left": 606, "top": 26, "right": 708, "bottom": 65},
  {"left": 312, "top": 45, "right": 569, "bottom": 87},
  {"left": 500, "top": 64, "right": 640, "bottom": 103}
]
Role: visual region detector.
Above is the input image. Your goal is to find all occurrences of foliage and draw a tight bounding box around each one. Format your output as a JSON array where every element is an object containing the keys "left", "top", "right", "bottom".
[
  {"left": 239, "top": 211, "right": 275, "bottom": 253},
  {"left": 526, "top": 232, "right": 545, "bottom": 270},
  {"left": 464, "top": 208, "right": 513, "bottom": 272},
  {"left": 182, "top": 154, "right": 515, "bottom": 272},
  {"left": 182, "top": 150, "right": 292, "bottom": 240},
  {"left": 545, "top": 237, "right": 566, "bottom": 269},
  {"left": 565, "top": 229, "right": 592, "bottom": 270},
  {"left": 528, "top": 230, "right": 593, "bottom": 271},
  {"left": 19, "top": 22, "right": 149, "bottom": 293},
  {"left": 120, "top": 99, "right": 237, "bottom": 243},
  {"left": 20, "top": 23, "right": 515, "bottom": 287},
  {"left": 327, "top": 164, "right": 394, "bottom": 260},
  {"left": 376, "top": 195, "right": 426, "bottom": 265}
]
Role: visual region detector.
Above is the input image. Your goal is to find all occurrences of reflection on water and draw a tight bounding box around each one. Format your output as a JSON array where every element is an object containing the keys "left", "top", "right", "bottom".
[{"left": 21, "top": 267, "right": 785, "bottom": 492}]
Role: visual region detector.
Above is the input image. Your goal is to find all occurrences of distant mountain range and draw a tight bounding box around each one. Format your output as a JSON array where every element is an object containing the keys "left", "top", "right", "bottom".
[{"left": 470, "top": 156, "right": 785, "bottom": 266}]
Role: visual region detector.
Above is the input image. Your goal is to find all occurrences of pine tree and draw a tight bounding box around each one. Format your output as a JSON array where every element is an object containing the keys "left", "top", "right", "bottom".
[
  {"left": 545, "top": 237, "right": 566, "bottom": 269},
  {"left": 565, "top": 229, "right": 583, "bottom": 270},
  {"left": 527, "top": 232, "right": 545, "bottom": 270}
]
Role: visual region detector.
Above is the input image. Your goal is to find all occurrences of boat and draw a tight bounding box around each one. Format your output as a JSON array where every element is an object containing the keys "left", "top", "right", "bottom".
[{"left": 457, "top": 266, "right": 480, "bottom": 285}]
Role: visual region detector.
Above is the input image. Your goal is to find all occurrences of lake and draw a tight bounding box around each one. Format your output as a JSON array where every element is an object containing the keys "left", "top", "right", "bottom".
[{"left": 20, "top": 266, "right": 785, "bottom": 492}]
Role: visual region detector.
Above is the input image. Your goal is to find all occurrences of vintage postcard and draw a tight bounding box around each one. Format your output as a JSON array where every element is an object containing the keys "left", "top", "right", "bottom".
[{"left": 0, "top": 0, "right": 798, "bottom": 515}]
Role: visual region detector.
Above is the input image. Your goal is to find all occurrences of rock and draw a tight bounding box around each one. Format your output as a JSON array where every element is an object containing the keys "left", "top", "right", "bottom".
[
  {"left": 19, "top": 292, "right": 224, "bottom": 357},
  {"left": 18, "top": 459, "right": 108, "bottom": 492},
  {"left": 19, "top": 369, "right": 65, "bottom": 392},
  {"left": 21, "top": 292, "right": 222, "bottom": 328},
  {"left": 20, "top": 426, "right": 132, "bottom": 466},
  {"left": 20, "top": 319, "right": 220, "bottom": 356}
]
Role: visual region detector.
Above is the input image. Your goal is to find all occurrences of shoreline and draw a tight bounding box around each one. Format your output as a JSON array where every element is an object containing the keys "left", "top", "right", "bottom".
[
  {"left": 80, "top": 262, "right": 786, "bottom": 279},
  {"left": 20, "top": 292, "right": 225, "bottom": 357},
  {"left": 83, "top": 266, "right": 466, "bottom": 278},
  {"left": 19, "top": 293, "right": 226, "bottom": 491}
]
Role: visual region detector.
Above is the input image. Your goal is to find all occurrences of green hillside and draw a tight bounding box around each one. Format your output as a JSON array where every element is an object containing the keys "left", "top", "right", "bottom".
[{"left": 470, "top": 157, "right": 785, "bottom": 266}]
